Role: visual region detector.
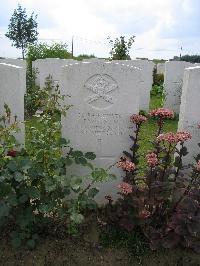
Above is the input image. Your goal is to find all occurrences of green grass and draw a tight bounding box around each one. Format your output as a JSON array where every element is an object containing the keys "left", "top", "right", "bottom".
[{"left": 138, "top": 94, "right": 178, "bottom": 171}]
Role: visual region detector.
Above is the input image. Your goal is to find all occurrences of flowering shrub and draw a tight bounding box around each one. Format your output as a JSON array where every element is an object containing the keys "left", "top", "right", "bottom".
[
  {"left": 0, "top": 78, "right": 112, "bottom": 248},
  {"left": 102, "top": 108, "right": 200, "bottom": 254}
]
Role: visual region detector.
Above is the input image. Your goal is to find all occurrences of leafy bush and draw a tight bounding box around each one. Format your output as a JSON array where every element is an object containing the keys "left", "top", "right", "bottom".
[
  {"left": 108, "top": 36, "right": 135, "bottom": 60},
  {"left": 151, "top": 68, "right": 164, "bottom": 101},
  {"left": 0, "top": 81, "right": 112, "bottom": 248},
  {"left": 26, "top": 42, "right": 71, "bottom": 68},
  {"left": 102, "top": 108, "right": 200, "bottom": 254}
]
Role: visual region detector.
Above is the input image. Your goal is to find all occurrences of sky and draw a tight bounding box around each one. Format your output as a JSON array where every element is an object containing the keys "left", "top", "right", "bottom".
[{"left": 0, "top": 0, "right": 200, "bottom": 59}]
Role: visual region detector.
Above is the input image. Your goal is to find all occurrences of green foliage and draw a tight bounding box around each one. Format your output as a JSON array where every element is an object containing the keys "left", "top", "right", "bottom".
[
  {"left": 26, "top": 42, "right": 71, "bottom": 68},
  {"left": 0, "top": 81, "right": 112, "bottom": 248},
  {"left": 75, "top": 54, "right": 96, "bottom": 61},
  {"left": 180, "top": 54, "right": 200, "bottom": 63},
  {"left": 151, "top": 85, "right": 164, "bottom": 96},
  {"left": 151, "top": 68, "right": 164, "bottom": 103},
  {"left": 100, "top": 226, "right": 149, "bottom": 260},
  {"left": 108, "top": 36, "right": 135, "bottom": 60},
  {"left": 153, "top": 72, "right": 164, "bottom": 87},
  {"left": 5, "top": 4, "right": 38, "bottom": 59},
  {"left": 25, "top": 68, "right": 43, "bottom": 117}
]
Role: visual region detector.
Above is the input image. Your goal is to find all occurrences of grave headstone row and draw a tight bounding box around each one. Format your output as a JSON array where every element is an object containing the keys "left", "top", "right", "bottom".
[
  {"left": 0, "top": 63, "right": 25, "bottom": 144},
  {"left": 1, "top": 59, "right": 200, "bottom": 201}
]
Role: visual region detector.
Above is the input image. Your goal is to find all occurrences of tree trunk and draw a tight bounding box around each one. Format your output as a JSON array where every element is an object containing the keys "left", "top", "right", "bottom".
[{"left": 21, "top": 43, "right": 25, "bottom": 59}]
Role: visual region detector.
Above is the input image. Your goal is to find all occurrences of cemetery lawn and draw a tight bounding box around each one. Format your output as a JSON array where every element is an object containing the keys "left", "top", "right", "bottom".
[
  {"left": 139, "top": 94, "right": 178, "bottom": 171},
  {"left": 1, "top": 95, "right": 198, "bottom": 266}
]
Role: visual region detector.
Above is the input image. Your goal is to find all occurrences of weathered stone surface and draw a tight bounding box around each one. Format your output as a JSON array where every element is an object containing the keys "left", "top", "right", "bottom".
[
  {"left": 178, "top": 66, "right": 200, "bottom": 165},
  {"left": 157, "top": 63, "right": 165, "bottom": 74},
  {"left": 0, "top": 63, "right": 25, "bottom": 144},
  {"left": 61, "top": 61, "right": 141, "bottom": 203},
  {"left": 0, "top": 59, "right": 26, "bottom": 92},
  {"left": 112, "top": 60, "right": 154, "bottom": 111},
  {"left": 164, "top": 61, "right": 192, "bottom": 114},
  {"left": 32, "top": 58, "right": 75, "bottom": 88}
]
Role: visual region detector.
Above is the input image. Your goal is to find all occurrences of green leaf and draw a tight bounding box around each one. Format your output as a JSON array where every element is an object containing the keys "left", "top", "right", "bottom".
[
  {"left": 88, "top": 187, "right": 99, "bottom": 198},
  {"left": 0, "top": 182, "right": 12, "bottom": 197},
  {"left": 14, "top": 172, "right": 24, "bottom": 182},
  {"left": 7, "top": 193, "right": 18, "bottom": 206},
  {"left": 92, "top": 168, "right": 109, "bottom": 182},
  {"left": 27, "top": 187, "right": 40, "bottom": 199},
  {"left": 7, "top": 160, "right": 18, "bottom": 172},
  {"left": 70, "top": 177, "right": 82, "bottom": 192},
  {"left": 86, "top": 162, "right": 94, "bottom": 170},
  {"left": 174, "top": 156, "right": 181, "bottom": 168},
  {"left": 19, "top": 194, "right": 28, "bottom": 203},
  {"left": 85, "top": 152, "right": 96, "bottom": 160},
  {"left": 70, "top": 212, "right": 84, "bottom": 224},
  {"left": 75, "top": 157, "right": 87, "bottom": 165},
  {"left": 19, "top": 157, "right": 32, "bottom": 171},
  {"left": 180, "top": 146, "right": 189, "bottom": 156},
  {"left": 57, "top": 138, "right": 69, "bottom": 146},
  {"left": 39, "top": 203, "right": 54, "bottom": 213},
  {"left": 71, "top": 150, "right": 84, "bottom": 158},
  {"left": 65, "top": 157, "right": 73, "bottom": 166},
  {"left": 27, "top": 239, "right": 36, "bottom": 249},
  {"left": 0, "top": 202, "right": 10, "bottom": 218},
  {"left": 11, "top": 237, "right": 21, "bottom": 248}
]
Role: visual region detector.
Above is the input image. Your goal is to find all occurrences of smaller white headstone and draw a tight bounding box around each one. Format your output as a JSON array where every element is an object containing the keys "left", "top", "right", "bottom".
[
  {"left": 164, "top": 61, "right": 192, "bottom": 113},
  {"left": 157, "top": 63, "right": 165, "bottom": 74},
  {"left": 112, "top": 60, "right": 154, "bottom": 111},
  {"left": 0, "top": 63, "right": 25, "bottom": 145},
  {"left": 0, "top": 58, "right": 26, "bottom": 92},
  {"left": 32, "top": 58, "right": 76, "bottom": 88},
  {"left": 178, "top": 66, "right": 200, "bottom": 165}
]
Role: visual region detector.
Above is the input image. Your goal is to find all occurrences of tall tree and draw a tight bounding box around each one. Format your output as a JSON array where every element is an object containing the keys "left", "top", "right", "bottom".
[
  {"left": 5, "top": 4, "right": 38, "bottom": 59},
  {"left": 108, "top": 36, "right": 135, "bottom": 60}
]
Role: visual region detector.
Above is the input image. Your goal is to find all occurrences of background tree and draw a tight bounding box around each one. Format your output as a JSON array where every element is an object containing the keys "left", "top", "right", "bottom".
[
  {"left": 108, "top": 36, "right": 135, "bottom": 60},
  {"left": 5, "top": 4, "right": 38, "bottom": 59},
  {"left": 26, "top": 42, "right": 71, "bottom": 68}
]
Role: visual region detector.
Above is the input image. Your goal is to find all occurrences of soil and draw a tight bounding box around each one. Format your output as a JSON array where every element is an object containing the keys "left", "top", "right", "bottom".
[{"left": 0, "top": 234, "right": 200, "bottom": 266}]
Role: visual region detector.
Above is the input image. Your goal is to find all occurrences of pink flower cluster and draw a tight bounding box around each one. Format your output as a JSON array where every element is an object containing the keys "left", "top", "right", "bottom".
[
  {"left": 146, "top": 152, "right": 158, "bottom": 168},
  {"left": 118, "top": 182, "right": 133, "bottom": 195},
  {"left": 157, "top": 131, "right": 191, "bottom": 144},
  {"left": 196, "top": 160, "right": 200, "bottom": 172},
  {"left": 130, "top": 114, "right": 147, "bottom": 125},
  {"left": 117, "top": 157, "right": 136, "bottom": 172},
  {"left": 150, "top": 108, "right": 174, "bottom": 119},
  {"left": 176, "top": 131, "right": 192, "bottom": 142}
]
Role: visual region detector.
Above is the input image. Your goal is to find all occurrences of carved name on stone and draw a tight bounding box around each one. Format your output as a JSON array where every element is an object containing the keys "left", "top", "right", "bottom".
[{"left": 77, "top": 112, "right": 130, "bottom": 136}]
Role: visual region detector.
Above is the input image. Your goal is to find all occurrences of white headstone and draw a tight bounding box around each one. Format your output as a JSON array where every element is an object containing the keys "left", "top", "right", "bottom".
[
  {"left": 178, "top": 66, "right": 200, "bottom": 165},
  {"left": 0, "top": 63, "right": 25, "bottom": 144},
  {"left": 0, "top": 59, "right": 26, "bottom": 93},
  {"left": 164, "top": 61, "right": 192, "bottom": 114},
  {"left": 157, "top": 63, "right": 165, "bottom": 74},
  {"left": 32, "top": 58, "right": 76, "bottom": 88},
  {"left": 112, "top": 60, "right": 154, "bottom": 111},
  {"left": 61, "top": 61, "right": 141, "bottom": 203}
]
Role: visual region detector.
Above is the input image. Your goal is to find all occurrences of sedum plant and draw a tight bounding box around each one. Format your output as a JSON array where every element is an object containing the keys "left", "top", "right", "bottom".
[{"left": 102, "top": 108, "right": 200, "bottom": 254}]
